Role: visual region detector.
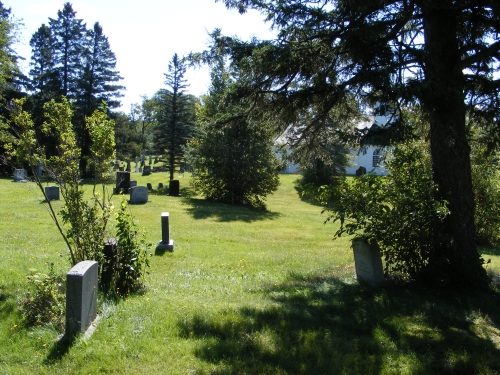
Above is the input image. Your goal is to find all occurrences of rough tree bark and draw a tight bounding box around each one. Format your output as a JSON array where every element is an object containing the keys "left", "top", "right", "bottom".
[{"left": 421, "top": 1, "right": 487, "bottom": 286}]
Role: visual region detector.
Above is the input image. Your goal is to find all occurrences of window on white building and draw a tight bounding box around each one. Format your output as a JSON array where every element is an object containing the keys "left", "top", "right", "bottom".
[{"left": 372, "top": 148, "right": 381, "bottom": 168}]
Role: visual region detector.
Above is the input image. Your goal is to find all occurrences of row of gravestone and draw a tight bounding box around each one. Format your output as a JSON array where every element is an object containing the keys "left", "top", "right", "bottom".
[{"left": 114, "top": 171, "right": 180, "bottom": 198}]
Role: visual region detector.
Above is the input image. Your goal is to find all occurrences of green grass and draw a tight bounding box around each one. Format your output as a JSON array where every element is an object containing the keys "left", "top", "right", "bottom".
[{"left": 1, "top": 172, "right": 500, "bottom": 374}]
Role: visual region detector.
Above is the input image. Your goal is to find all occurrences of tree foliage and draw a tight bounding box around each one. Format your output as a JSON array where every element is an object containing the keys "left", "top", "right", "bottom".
[
  {"left": 190, "top": 60, "right": 281, "bottom": 208},
  {"left": 28, "top": 3, "right": 123, "bottom": 176},
  {"left": 323, "top": 140, "right": 450, "bottom": 282},
  {"left": 5, "top": 97, "right": 148, "bottom": 295},
  {"left": 0, "top": 2, "right": 22, "bottom": 104},
  {"left": 155, "top": 53, "right": 196, "bottom": 180},
  {"left": 198, "top": 0, "right": 500, "bottom": 287}
]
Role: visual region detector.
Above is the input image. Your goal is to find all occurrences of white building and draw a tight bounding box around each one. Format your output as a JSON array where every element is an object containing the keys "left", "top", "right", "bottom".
[{"left": 345, "top": 107, "right": 392, "bottom": 176}]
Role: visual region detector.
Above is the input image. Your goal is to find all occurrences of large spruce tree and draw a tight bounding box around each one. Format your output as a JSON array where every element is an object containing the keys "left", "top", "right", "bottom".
[
  {"left": 191, "top": 60, "right": 281, "bottom": 208},
  {"left": 203, "top": 0, "right": 500, "bottom": 288},
  {"left": 75, "top": 22, "right": 124, "bottom": 175},
  {"left": 155, "top": 53, "right": 195, "bottom": 181},
  {"left": 48, "top": 2, "right": 86, "bottom": 99},
  {"left": 29, "top": 24, "right": 61, "bottom": 95}
]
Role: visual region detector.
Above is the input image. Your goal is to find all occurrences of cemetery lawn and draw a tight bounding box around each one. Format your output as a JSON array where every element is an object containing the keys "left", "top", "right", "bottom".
[{"left": 1, "top": 173, "right": 500, "bottom": 374}]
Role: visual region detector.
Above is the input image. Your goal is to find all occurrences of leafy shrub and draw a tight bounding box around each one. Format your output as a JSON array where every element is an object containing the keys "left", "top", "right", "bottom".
[
  {"left": 322, "top": 140, "right": 449, "bottom": 280},
  {"left": 19, "top": 263, "right": 66, "bottom": 332},
  {"left": 101, "top": 200, "right": 150, "bottom": 296},
  {"left": 471, "top": 143, "right": 500, "bottom": 246}
]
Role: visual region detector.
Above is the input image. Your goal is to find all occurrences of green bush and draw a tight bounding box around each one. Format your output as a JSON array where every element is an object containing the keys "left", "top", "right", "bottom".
[
  {"left": 322, "top": 140, "right": 449, "bottom": 280},
  {"left": 471, "top": 143, "right": 500, "bottom": 246},
  {"left": 101, "top": 200, "right": 150, "bottom": 296},
  {"left": 19, "top": 263, "right": 66, "bottom": 332}
]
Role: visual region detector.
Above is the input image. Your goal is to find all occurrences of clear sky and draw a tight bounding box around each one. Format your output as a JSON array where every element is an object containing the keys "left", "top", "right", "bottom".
[{"left": 6, "top": 0, "right": 276, "bottom": 112}]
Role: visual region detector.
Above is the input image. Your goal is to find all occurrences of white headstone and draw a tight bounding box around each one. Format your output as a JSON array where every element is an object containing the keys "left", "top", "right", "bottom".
[{"left": 352, "top": 239, "right": 385, "bottom": 286}]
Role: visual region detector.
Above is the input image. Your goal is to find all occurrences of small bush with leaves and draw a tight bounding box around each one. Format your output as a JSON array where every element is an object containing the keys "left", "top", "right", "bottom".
[
  {"left": 102, "top": 200, "right": 150, "bottom": 296},
  {"left": 471, "top": 143, "right": 500, "bottom": 246},
  {"left": 322, "top": 140, "right": 449, "bottom": 280},
  {"left": 19, "top": 263, "right": 66, "bottom": 332}
]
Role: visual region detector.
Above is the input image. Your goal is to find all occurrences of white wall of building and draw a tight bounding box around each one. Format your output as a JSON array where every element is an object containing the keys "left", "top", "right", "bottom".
[{"left": 345, "top": 146, "right": 389, "bottom": 176}]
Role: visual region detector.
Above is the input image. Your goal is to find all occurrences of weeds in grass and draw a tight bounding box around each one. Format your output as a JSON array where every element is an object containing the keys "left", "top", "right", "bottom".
[{"left": 18, "top": 263, "right": 66, "bottom": 332}]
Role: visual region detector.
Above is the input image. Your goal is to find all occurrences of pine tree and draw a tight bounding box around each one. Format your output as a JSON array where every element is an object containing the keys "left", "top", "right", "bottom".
[
  {"left": 190, "top": 60, "right": 281, "bottom": 208},
  {"left": 48, "top": 2, "right": 86, "bottom": 98},
  {"left": 75, "top": 22, "right": 124, "bottom": 175},
  {"left": 29, "top": 24, "right": 59, "bottom": 94},
  {"left": 155, "top": 53, "right": 195, "bottom": 181},
  {"left": 77, "top": 22, "right": 124, "bottom": 113}
]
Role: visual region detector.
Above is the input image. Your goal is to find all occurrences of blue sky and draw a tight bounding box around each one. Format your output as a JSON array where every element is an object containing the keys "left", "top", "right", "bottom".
[{"left": 6, "top": 0, "right": 276, "bottom": 111}]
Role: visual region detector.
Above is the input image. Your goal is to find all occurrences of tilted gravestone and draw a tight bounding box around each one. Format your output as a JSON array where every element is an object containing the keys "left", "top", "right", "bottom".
[
  {"left": 45, "top": 185, "right": 60, "bottom": 201},
  {"left": 129, "top": 186, "right": 148, "bottom": 204},
  {"left": 156, "top": 212, "right": 174, "bottom": 252},
  {"left": 352, "top": 238, "right": 385, "bottom": 286},
  {"left": 66, "top": 261, "right": 98, "bottom": 336}
]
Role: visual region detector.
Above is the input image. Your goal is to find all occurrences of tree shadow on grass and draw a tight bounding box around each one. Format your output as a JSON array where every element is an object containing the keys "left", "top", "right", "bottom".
[
  {"left": 479, "top": 245, "right": 500, "bottom": 257},
  {"left": 179, "top": 186, "right": 281, "bottom": 223},
  {"left": 293, "top": 179, "right": 326, "bottom": 207},
  {"left": 182, "top": 197, "right": 281, "bottom": 222},
  {"left": 178, "top": 273, "right": 500, "bottom": 375}
]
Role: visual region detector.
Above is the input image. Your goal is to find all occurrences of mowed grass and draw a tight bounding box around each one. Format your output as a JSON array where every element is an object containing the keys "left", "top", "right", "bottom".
[{"left": 1, "top": 172, "right": 500, "bottom": 374}]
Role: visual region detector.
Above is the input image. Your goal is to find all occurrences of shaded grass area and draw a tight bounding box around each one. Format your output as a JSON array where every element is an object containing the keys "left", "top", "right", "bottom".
[
  {"left": 178, "top": 272, "right": 500, "bottom": 374},
  {"left": 0, "top": 173, "right": 499, "bottom": 374}
]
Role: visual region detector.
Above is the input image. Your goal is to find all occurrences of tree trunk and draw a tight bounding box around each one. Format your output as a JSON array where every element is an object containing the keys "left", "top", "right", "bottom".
[{"left": 421, "top": 1, "right": 487, "bottom": 287}]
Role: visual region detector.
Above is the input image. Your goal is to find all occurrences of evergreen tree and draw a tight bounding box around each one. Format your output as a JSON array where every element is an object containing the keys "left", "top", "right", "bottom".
[
  {"left": 77, "top": 22, "right": 124, "bottom": 113},
  {"left": 155, "top": 53, "right": 195, "bottom": 180},
  {"left": 203, "top": 0, "right": 500, "bottom": 288},
  {"left": 27, "top": 23, "right": 61, "bottom": 155},
  {"left": 29, "top": 24, "right": 59, "bottom": 95},
  {"left": 190, "top": 60, "right": 281, "bottom": 208},
  {"left": 75, "top": 21, "right": 124, "bottom": 176},
  {"left": 27, "top": 4, "right": 124, "bottom": 175},
  {"left": 48, "top": 2, "right": 86, "bottom": 98}
]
